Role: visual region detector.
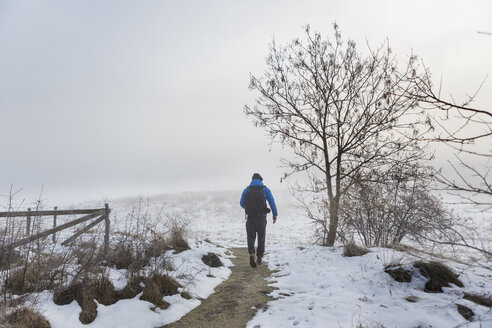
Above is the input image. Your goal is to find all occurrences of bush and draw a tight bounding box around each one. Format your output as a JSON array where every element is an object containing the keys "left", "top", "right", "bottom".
[
  {"left": 339, "top": 168, "right": 450, "bottom": 247},
  {"left": 343, "top": 241, "right": 369, "bottom": 257}
]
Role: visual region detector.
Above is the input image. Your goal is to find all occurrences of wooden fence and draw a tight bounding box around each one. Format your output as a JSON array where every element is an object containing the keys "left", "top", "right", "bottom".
[{"left": 0, "top": 204, "right": 111, "bottom": 251}]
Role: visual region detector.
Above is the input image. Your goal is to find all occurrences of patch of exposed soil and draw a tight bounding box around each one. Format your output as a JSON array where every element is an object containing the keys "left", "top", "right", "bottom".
[{"left": 162, "top": 248, "right": 276, "bottom": 328}]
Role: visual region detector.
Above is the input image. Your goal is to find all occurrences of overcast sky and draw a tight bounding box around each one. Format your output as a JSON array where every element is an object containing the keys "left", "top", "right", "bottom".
[{"left": 1, "top": 0, "right": 491, "bottom": 206}]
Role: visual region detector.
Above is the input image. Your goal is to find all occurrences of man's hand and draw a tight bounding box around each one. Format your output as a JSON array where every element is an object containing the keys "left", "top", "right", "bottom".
[{"left": 273, "top": 216, "right": 277, "bottom": 224}]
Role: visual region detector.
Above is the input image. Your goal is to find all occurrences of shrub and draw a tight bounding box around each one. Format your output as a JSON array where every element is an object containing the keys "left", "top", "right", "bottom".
[
  {"left": 343, "top": 241, "right": 369, "bottom": 257},
  {"left": 339, "top": 168, "right": 450, "bottom": 247}
]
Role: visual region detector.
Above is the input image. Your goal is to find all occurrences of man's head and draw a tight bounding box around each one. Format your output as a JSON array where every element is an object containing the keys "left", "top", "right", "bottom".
[{"left": 252, "top": 173, "right": 263, "bottom": 181}]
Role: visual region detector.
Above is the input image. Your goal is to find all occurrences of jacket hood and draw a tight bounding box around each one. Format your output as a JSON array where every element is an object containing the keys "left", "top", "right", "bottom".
[{"left": 249, "top": 179, "right": 264, "bottom": 187}]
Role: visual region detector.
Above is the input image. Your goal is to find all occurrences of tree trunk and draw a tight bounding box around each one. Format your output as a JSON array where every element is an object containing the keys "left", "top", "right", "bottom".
[{"left": 326, "top": 201, "right": 339, "bottom": 246}]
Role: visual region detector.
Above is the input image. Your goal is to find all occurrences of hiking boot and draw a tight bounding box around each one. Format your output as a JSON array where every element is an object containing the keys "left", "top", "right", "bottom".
[
  {"left": 257, "top": 256, "right": 262, "bottom": 265},
  {"left": 249, "top": 255, "right": 257, "bottom": 268}
]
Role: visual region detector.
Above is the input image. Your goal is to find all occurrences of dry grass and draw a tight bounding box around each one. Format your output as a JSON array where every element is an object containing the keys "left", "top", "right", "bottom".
[
  {"left": 145, "top": 237, "right": 172, "bottom": 259},
  {"left": 343, "top": 241, "right": 369, "bottom": 257},
  {"left": 167, "top": 230, "right": 190, "bottom": 253},
  {"left": 71, "top": 240, "right": 104, "bottom": 268},
  {"left": 0, "top": 249, "right": 22, "bottom": 270},
  {"left": 1, "top": 307, "right": 51, "bottom": 328},
  {"left": 201, "top": 253, "right": 223, "bottom": 268},
  {"left": 51, "top": 272, "right": 182, "bottom": 323},
  {"left": 140, "top": 273, "right": 181, "bottom": 310},
  {"left": 4, "top": 254, "right": 64, "bottom": 295},
  {"left": 53, "top": 275, "right": 117, "bottom": 324},
  {"left": 115, "top": 275, "right": 145, "bottom": 299},
  {"left": 456, "top": 304, "right": 474, "bottom": 321},
  {"left": 463, "top": 292, "right": 492, "bottom": 307},
  {"left": 414, "top": 261, "right": 463, "bottom": 292},
  {"left": 106, "top": 240, "right": 147, "bottom": 271},
  {"left": 165, "top": 215, "right": 191, "bottom": 253},
  {"left": 0, "top": 205, "right": 193, "bottom": 325},
  {"left": 384, "top": 266, "right": 412, "bottom": 283}
]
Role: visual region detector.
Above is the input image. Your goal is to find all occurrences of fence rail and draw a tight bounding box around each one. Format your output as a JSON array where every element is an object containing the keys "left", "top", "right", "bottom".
[{"left": 0, "top": 204, "right": 111, "bottom": 252}]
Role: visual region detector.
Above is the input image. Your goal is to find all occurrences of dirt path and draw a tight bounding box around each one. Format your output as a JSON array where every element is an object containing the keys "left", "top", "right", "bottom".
[{"left": 162, "top": 248, "right": 276, "bottom": 328}]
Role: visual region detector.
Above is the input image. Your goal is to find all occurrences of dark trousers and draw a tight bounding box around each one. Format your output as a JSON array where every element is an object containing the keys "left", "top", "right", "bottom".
[{"left": 246, "top": 215, "right": 267, "bottom": 258}]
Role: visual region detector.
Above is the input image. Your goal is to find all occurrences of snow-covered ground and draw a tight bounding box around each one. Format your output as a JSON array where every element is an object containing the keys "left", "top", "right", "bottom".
[
  {"left": 5, "top": 189, "right": 492, "bottom": 327},
  {"left": 36, "top": 245, "right": 234, "bottom": 328},
  {"left": 248, "top": 246, "right": 492, "bottom": 328}
]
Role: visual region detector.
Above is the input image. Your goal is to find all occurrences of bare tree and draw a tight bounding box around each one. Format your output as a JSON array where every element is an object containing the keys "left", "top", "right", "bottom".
[
  {"left": 245, "top": 24, "right": 431, "bottom": 246},
  {"left": 407, "top": 65, "right": 492, "bottom": 208}
]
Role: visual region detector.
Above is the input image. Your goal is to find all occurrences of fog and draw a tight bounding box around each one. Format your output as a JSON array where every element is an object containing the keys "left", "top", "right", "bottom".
[{"left": 0, "top": 0, "right": 490, "bottom": 206}]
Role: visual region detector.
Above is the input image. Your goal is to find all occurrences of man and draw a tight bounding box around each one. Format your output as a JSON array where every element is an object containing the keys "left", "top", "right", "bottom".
[{"left": 240, "top": 173, "right": 278, "bottom": 268}]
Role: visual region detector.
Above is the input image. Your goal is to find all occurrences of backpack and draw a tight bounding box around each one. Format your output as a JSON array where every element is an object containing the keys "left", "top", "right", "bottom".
[{"left": 244, "top": 186, "right": 267, "bottom": 217}]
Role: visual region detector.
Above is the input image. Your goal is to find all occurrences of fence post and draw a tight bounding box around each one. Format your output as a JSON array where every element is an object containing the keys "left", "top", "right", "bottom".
[
  {"left": 52, "top": 206, "right": 57, "bottom": 243},
  {"left": 104, "top": 203, "right": 110, "bottom": 256},
  {"left": 26, "top": 208, "right": 31, "bottom": 236}
]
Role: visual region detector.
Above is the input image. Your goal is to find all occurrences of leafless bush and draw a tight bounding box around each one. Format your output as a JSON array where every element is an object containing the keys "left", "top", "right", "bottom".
[{"left": 339, "top": 167, "right": 452, "bottom": 247}]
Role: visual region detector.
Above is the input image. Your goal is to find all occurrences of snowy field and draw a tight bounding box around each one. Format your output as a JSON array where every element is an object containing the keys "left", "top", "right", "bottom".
[{"left": 4, "top": 189, "right": 492, "bottom": 327}]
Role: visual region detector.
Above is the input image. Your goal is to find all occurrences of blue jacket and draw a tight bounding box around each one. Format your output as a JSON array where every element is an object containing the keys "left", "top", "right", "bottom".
[{"left": 240, "top": 179, "right": 278, "bottom": 217}]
